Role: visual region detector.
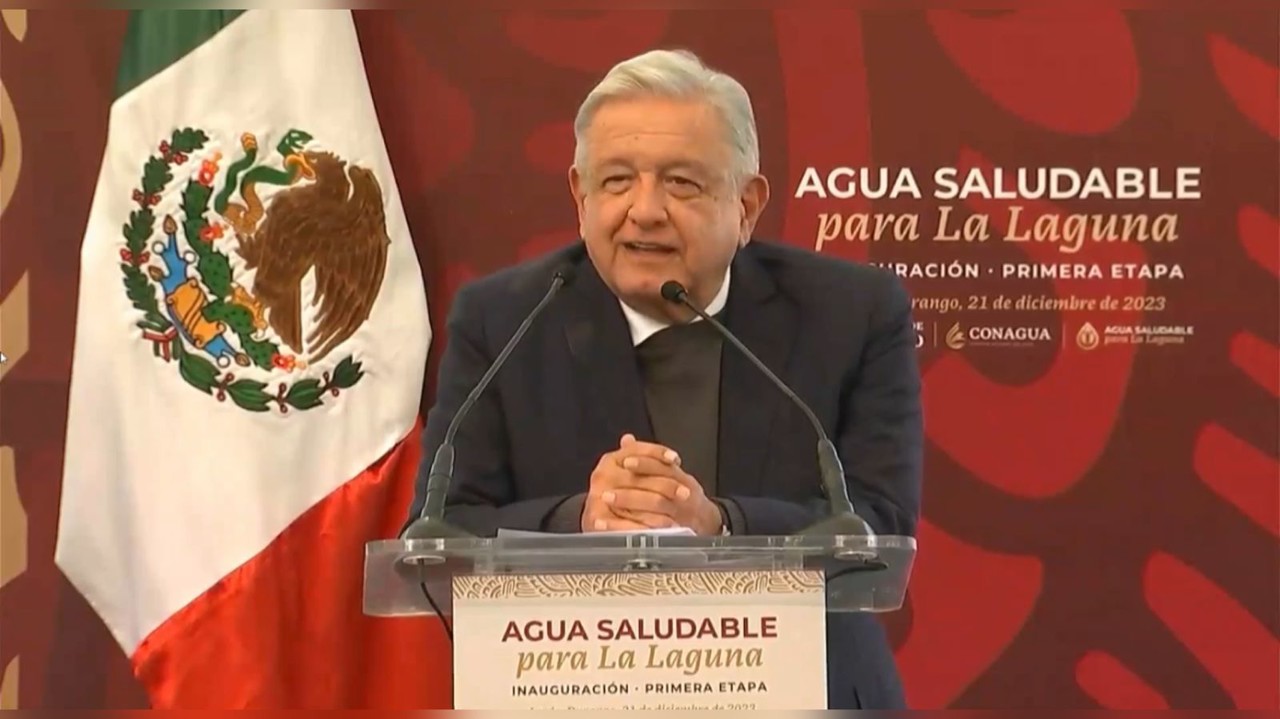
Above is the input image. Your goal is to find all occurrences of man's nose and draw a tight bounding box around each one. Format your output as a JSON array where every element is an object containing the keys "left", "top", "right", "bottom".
[{"left": 626, "top": 175, "right": 668, "bottom": 228}]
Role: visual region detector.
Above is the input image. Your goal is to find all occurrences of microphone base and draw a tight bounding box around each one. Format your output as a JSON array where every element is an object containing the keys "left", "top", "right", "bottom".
[
  {"left": 400, "top": 516, "right": 476, "bottom": 541},
  {"left": 394, "top": 517, "right": 474, "bottom": 582},
  {"left": 796, "top": 512, "right": 888, "bottom": 571},
  {"left": 796, "top": 511, "right": 874, "bottom": 537}
]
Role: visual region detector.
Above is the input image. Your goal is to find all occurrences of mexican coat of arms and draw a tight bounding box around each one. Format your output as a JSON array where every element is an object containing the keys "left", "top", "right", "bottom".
[{"left": 119, "top": 128, "right": 390, "bottom": 413}]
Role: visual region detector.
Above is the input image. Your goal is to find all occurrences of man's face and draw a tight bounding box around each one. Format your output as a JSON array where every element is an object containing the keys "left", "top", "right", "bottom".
[{"left": 569, "top": 95, "right": 768, "bottom": 319}]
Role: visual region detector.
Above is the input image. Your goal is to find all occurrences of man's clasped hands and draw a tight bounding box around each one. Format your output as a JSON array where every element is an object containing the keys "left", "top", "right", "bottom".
[{"left": 581, "top": 433, "right": 723, "bottom": 536}]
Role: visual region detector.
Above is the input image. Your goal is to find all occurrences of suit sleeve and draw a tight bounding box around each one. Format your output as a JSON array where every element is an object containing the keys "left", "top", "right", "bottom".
[
  {"left": 725, "top": 272, "right": 923, "bottom": 537},
  {"left": 402, "top": 284, "right": 578, "bottom": 537}
]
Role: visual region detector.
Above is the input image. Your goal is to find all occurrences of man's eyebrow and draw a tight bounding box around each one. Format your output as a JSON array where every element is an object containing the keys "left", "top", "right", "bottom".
[
  {"left": 661, "top": 161, "right": 713, "bottom": 176},
  {"left": 592, "top": 159, "right": 714, "bottom": 175},
  {"left": 593, "top": 157, "right": 634, "bottom": 170}
]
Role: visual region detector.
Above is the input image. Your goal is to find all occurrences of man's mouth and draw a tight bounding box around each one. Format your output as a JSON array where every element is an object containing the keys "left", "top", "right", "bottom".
[{"left": 622, "top": 241, "right": 677, "bottom": 255}]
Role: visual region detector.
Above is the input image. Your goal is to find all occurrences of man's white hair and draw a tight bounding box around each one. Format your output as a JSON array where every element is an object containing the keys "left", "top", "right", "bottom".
[{"left": 572, "top": 49, "right": 760, "bottom": 181}]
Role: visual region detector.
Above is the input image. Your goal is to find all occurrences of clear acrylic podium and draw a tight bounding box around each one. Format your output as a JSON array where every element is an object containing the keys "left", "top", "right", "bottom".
[{"left": 363, "top": 532, "right": 916, "bottom": 618}]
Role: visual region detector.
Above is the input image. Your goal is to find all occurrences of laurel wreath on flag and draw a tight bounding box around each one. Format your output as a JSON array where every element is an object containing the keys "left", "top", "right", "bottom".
[{"left": 119, "top": 127, "right": 364, "bottom": 413}]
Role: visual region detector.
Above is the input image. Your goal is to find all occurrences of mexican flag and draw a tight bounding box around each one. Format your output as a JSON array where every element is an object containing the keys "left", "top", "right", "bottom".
[{"left": 54, "top": 10, "right": 450, "bottom": 708}]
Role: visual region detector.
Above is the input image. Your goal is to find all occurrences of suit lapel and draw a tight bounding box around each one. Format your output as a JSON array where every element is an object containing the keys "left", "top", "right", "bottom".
[
  {"left": 717, "top": 247, "right": 798, "bottom": 497},
  {"left": 561, "top": 263, "right": 654, "bottom": 444}
]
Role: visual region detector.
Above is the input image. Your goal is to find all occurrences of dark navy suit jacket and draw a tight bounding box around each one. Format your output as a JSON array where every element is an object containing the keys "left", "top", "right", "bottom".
[{"left": 406, "top": 240, "right": 923, "bottom": 709}]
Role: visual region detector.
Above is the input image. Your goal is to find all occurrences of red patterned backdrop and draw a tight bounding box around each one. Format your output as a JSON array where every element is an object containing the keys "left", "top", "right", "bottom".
[{"left": 1, "top": 7, "right": 1276, "bottom": 709}]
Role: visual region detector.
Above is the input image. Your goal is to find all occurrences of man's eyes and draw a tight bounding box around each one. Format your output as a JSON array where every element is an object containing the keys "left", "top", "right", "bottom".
[{"left": 599, "top": 174, "right": 702, "bottom": 192}]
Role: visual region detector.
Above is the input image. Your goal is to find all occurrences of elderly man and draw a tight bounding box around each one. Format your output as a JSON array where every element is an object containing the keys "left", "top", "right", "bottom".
[{"left": 405, "top": 48, "right": 922, "bottom": 710}]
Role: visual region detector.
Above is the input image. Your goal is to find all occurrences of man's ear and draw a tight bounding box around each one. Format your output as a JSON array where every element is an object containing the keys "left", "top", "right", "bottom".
[
  {"left": 738, "top": 174, "right": 770, "bottom": 245},
  {"left": 568, "top": 165, "right": 588, "bottom": 236}
]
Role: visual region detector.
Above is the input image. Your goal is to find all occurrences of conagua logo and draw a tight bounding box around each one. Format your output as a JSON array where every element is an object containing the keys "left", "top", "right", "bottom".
[{"left": 119, "top": 127, "right": 390, "bottom": 413}]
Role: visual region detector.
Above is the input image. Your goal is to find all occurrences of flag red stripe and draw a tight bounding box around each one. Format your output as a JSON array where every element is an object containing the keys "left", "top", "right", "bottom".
[{"left": 130, "top": 417, "right": 453, "bottom": 709}]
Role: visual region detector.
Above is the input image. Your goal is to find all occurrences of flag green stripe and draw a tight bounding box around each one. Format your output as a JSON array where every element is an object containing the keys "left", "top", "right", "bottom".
[{"left": 115, "top": 10, "right": 245, "bottom": 100}]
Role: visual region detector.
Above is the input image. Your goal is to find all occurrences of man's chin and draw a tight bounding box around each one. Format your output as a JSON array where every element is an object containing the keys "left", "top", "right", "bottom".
[
  {"left": 607, "top": 263, "right": 689, "bottom": 302},
  {"left": 622, "top": 273, "right": 682, "bottom": 297},
  {"left": 614, "top": 284, "right": 660, "bottom": 306}
]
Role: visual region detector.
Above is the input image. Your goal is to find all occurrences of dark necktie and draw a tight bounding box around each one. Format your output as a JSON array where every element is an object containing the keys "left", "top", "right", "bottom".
[{"left": 634, "top": 319, "right": 724, "bottom": 495}]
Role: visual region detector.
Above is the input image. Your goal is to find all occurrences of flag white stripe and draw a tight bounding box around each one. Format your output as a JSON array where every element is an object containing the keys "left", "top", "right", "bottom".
[{"left": 55, "top": 9, "right": 428, "bottom": 655}]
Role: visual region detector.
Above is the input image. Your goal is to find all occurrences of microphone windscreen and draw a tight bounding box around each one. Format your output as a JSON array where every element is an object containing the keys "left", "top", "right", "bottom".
[
  {"left": 660, "top": 280, "right": 687, "bottom": 303},
  {"left": 553, "top": 242, "right": 589, "bottom": 286},
  {"left": 554, "top": 265, "right": 577, "bottom": 286}
]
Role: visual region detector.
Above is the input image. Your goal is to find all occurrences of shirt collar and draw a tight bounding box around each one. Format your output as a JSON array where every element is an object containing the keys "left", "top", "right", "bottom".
[{"left": 619, "top": 266, "right": 731, "bottom": 346}]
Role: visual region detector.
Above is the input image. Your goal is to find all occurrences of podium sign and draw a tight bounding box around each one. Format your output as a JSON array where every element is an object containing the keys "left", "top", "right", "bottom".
[
  {"left": 451, "top": 569, "right": 829, "bottom": 710},
  {"left": 364, "top": 533, "right": 917, "bottom": 709}
]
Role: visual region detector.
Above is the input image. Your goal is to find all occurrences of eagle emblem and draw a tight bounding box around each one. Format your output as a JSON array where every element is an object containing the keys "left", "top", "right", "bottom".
[{"left": 119, "top": 127, "right": 390, "bottom": 413}]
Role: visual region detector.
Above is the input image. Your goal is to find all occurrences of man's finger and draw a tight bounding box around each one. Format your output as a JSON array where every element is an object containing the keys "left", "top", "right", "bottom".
[
  {"left": 604, "top": 488, "right": 679, "bottom": 516},
  {"left": 611, "top": 507, "right": 677, "bottom": 529},
  {"left": 618, "top": 456, "right": 694, "bottom": 482},
  {"left": 611, "top": 472, "right": 695, "bottom": 501},
  {"left": 587, "top": 515, "right": 652, "bottom": 532},
  {"left": 615, "top": 439, "right": 682, "bottom": 466}
]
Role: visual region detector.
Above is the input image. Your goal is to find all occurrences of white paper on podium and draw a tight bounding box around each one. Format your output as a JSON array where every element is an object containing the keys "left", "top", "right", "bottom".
[
  {"left": 495, "top": 526, "right": 696, "bottom": 539},
  {"left": 489, "top": 526, "right": 769, "bottom": 573}
]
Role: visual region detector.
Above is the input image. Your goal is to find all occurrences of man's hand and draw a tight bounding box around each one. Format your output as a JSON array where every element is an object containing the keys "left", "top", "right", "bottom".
[{"left": 582, "top": 434, "right": 723, "bottom": 536}]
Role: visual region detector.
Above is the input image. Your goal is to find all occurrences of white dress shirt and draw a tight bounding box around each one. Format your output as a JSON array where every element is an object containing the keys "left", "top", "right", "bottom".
[{"left": 617, "top": 266, "right": 731, "bottom": 346}]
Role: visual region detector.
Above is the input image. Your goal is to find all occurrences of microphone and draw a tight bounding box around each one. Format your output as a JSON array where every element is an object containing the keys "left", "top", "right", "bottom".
[
  {"left": 401, "top": 260, "right": 578, "bottom": 540},
  {"left": 660, "top": 280, "right": 874, "bottom": 539}
]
